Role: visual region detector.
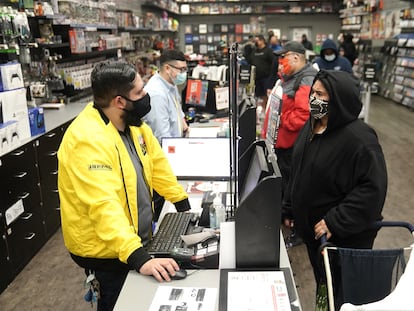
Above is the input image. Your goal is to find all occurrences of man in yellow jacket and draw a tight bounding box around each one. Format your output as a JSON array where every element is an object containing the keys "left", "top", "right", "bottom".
[{"left": 58, "top": 61, "right": 191, "bottom": 311}]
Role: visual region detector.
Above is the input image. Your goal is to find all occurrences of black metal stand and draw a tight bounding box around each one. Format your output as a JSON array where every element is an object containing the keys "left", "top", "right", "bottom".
[{"left": 228, "top": 42, "right": 239, "bottom": 216}]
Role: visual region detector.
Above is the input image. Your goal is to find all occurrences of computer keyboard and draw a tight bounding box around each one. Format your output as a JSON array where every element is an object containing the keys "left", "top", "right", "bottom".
[{"left": 147, "top": 212, "right": 194, "bottom": 257}]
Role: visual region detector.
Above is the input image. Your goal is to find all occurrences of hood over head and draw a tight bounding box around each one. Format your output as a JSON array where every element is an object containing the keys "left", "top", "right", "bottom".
[
  {"left": 343, "top": 33, "right": 354, "bottom": 43},
  {"left": 312, "top": 70, "right": 362, "bottom": 131},
  {"left": 320, "top": 39, "right": 339, "bottom": 57}
]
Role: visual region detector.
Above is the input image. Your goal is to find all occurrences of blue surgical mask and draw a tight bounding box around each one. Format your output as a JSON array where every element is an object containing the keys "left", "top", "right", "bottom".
[{"left": 173, "top": 72, "right": 187, "bottom": 85}]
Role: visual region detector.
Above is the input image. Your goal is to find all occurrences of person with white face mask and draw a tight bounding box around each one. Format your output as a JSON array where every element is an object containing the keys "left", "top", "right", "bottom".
[
  {"left": 144, "top": 49, "right": 189, "bottom": 143},
  {"left": 313, "top": 38, "right": 353, "bottom": 74}
]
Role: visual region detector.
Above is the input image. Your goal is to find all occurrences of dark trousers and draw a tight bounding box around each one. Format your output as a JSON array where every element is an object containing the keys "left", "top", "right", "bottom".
[{"left": 85, "top": 269, "right": 129, "bottom": 311}]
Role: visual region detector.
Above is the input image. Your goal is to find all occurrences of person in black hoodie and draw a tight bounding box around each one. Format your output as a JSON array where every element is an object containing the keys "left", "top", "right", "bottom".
[
  {"left": 283, "top": 70, "right": 387, "bottom": 290},
  {"left": 340, "top": 33, "right": 358, "bottom": 65},
  {"left": 246, "top": 34, "right": 277, "bottom": 107}
]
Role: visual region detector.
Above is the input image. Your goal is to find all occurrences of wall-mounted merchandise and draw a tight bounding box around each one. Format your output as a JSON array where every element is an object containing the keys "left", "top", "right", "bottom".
[
  {"left": 184, "top": 17, "right": 266, "bottom": 55},
  {"left": 401, "top": 7, "right": 414, "bottom": 32},
  {"left": 340, "top": 6, "right": 402, "bottom": 40},
  {"left": 379, "top": 35, "right": 414, "bottom": 108},
  {"left": 177, "top": 1, "right": 336, "bottom": 15},
  {"left": 57, "top": 0, "right": 117, "bottom": 27},
  {"left": 142, "top": 0, "right": 180, "bottom": 16}
]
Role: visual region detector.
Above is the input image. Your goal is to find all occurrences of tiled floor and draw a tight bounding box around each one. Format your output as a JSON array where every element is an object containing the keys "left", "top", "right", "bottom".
[{"left": 0, "top": 95, "right": 413, "bottom": 311}]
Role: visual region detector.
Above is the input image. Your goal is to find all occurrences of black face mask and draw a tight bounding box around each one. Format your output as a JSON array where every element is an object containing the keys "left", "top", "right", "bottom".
[{"left": 122, "top": 93, "right": 151, "bottom": 126}]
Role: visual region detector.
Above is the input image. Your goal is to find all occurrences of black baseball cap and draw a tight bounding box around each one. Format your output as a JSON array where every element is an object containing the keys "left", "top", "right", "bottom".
[{"left": 275, "top": 40, "right": 306, "bottom": 55}]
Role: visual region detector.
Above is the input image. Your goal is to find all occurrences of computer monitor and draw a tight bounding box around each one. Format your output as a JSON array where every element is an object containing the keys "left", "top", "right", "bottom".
[
  {"left": 238, "top": 105, "right": 256, "bottom": 157},
  {"left": 238, "top": 144, "right": 270, "bottom": 202},
  {"left": 184, "top": 79, "right": 209, "bottom": 107},
  {"left": 182, "top": 79, "right": 228, "bottom": 116},
  {"left": 161, "top": 137, "right": 231, "bottom": 181}
]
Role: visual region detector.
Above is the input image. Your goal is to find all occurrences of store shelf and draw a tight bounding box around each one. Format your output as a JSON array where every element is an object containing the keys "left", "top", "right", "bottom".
[
  {"left": 36, "top": 42, "right": 70, "bottom": 49},
  {"left": 178, "top": 0, "right": 336, "bottom": 15},
  {"left": 339, "top": 6, "right": 368, "bottom": 17},
  {"left": 55, "top": 48, "right": 119, "bottom": 63},
  {"left": 119, "top": 27, "right": 177, "bottom": 33},
  {"left": 378, "top": 34, "right": 414, "bottom": 108},
  {"left": 142, "top": 2, "right": 180, "bottom": 15}
]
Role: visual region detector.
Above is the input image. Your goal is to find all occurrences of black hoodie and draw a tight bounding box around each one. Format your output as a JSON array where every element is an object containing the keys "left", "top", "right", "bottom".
[{"left": 286, "top": 70, "right": 387, "bottom": 249}]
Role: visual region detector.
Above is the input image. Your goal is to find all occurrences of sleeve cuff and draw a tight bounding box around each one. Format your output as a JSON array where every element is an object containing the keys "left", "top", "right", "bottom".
[
  {"left": 174, "top": 198, "right": 191, "bottom": 212},
  {"left": 127, "top": 248, "right": 152, "bottom": 271}
]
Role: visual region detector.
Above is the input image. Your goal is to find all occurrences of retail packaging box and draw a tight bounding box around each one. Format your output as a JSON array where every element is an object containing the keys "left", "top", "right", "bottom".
[
  {"left": 0, "top": 120, "right": 19, "bottom": 156},
  {"left": 69, "top": 29, "right": 86, "bottom": 54},
  {"left": 0, "top": 62, "right": 25, "bottom": 92},
  {"left": 0, "top": 88, "right": 31, "bottom": 141},
  {"left": 28, "top": 107, "right": 45, "bottom": 136}
]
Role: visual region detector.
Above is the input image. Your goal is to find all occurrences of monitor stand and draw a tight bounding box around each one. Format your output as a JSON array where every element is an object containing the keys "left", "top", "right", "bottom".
[{"left": 235, "top": 174, "right": 282, "bottom": 269}]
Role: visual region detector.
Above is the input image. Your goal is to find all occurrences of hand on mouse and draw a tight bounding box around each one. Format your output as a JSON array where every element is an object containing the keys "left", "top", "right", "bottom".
[{"left": 139, "top": 257, "right": 180, "bottom": 282}]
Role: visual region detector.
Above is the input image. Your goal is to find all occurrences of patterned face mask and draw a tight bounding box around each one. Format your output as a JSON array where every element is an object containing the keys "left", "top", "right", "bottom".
[{"left": 309, "top": 95, "right": 329, "bottom": 119}]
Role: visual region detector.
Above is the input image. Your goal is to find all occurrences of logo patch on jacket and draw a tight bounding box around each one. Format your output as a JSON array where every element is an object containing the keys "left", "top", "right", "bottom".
[
  {"left": 138, "top": 135, "right": 147, "bottom": 155},
  {"left": 88, "top": 164, "right": 112, "bottom": 171}
]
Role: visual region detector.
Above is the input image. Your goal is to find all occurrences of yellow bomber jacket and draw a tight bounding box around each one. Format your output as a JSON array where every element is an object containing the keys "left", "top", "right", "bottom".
[{"left": 58, "top": 103, "right": 188, "bottom": 267}]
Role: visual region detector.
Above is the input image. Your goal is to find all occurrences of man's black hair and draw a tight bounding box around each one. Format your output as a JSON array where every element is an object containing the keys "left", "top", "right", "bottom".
[
  {"left": 256, "top": 34, "right": 266, "bottom": 43},
  {"left": 91, "top": 62, "right": 136, "bottom": 108},
  {"left": 159, "top": 49, "right": 186, "bottom": 66}
]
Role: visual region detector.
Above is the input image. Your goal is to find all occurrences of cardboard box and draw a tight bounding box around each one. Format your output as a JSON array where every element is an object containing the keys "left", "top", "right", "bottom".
[
  {"left": 0, "top": 62, "right": 25, "bottom": 92},
  {"left": 0, "top": 88, "right": 31, "bottom": 140},
  {"left": 28, "top": 107, "right": 46, "bottom": 136},
  {"left": 0, "top": 120, "right": 19, "bottom": 156},
  {"left": 69, "top": 29, "right": 86, "bottom": 54}
]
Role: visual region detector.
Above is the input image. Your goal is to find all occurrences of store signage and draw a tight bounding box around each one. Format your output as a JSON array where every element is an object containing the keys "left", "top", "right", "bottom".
[
  {"left": 239, "top": 65, "right": 251, "bottom": 84},
  {"left": 363, "top": 64, "right": 376, "bottom": 82}
]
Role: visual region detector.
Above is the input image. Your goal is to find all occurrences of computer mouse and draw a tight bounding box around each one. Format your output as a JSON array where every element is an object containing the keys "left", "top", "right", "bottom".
[{"left": 169, "top": 268, "right": 187, "bottom": 280}]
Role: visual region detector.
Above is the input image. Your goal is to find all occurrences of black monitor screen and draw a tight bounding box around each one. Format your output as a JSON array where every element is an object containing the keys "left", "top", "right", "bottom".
[{"left": 239, "top": 145, "right": 270, "bottom": 202}]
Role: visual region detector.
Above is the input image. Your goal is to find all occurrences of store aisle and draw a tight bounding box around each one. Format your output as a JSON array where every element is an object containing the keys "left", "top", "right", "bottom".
[{"left": 0, "top": 95, "right": 413, "bottom": 311}]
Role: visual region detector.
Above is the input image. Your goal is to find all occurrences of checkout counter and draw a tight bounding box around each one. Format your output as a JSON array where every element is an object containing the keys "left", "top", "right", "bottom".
[
  {"left": 114, "top": 224, "right": 300, "bottom": 310},
  {"left": 114, "top": 192, "right": 302, "bottom": 311}
]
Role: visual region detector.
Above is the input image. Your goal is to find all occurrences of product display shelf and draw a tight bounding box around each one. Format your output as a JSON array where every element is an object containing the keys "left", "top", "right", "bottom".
[
  {"left": 378, "top": 39, "right": 399, "bottom": 101},
  {"left": 177, "top": 0, "right": 337, "bottom": 15},
  {"left": 142, "top": 1, "right": 180, "bottom": 16},
  {"left": 339, "top": 5, "right": 367, "bottom": 39},
  {"left": 379, "top": 29, "right": 414, "bottom": 108}
]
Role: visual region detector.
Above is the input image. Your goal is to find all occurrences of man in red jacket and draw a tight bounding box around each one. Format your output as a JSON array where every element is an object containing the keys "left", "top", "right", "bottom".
[{"left": 262, "top": 41, "right": 317, "bottom": 244}]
